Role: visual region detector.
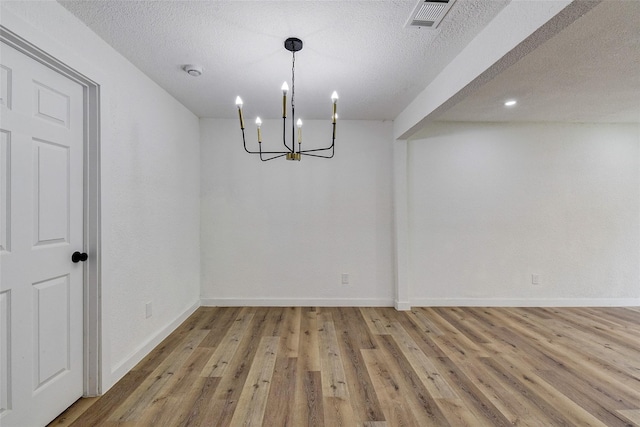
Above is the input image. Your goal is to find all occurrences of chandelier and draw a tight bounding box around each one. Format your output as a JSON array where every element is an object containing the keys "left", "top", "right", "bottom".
[{"left": 235, "top": 37, "right": 338, "bottom": 161}]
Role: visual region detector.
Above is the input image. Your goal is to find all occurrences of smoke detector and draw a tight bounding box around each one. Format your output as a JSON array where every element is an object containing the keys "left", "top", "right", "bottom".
[
  {"left": 183, "top": 64, "right": 203, "bottom": 77},
  {"left": 405, "top": 0, "right": 457, "bottom": 29}
]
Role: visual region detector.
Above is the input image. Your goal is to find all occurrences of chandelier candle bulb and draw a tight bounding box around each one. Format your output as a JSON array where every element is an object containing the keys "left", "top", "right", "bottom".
[
  {"left": 256, "top": 117, "right": 262, "bottom": 143},
  {"left": 331, "top": 91, "right": 338, "bottom": 124},
  {"left": 235, "top": 96, "right": 245, "bottom": 129},
  {"left": 281, "top": 82, "right": 289, "bottom": 118},
  {"left": 297, "top": 119, "right": 302, "bottom": 143}
]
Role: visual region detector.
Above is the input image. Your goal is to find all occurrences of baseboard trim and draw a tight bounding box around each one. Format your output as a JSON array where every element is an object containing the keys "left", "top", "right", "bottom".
[
  {"left": 395, "top": 300, "right": 412, "bottom": 311},
  {"left": 410, "top": 298, "right": 640, "bottom": 307},
  {"left": 109, "top": 299, "right": 200, "bottom": 386},
  {"left": 202, "top": 297, "right": 640, "bottom": 308},
  {"left": 201, "top": 298, "right": 394, "bottom": 307}
]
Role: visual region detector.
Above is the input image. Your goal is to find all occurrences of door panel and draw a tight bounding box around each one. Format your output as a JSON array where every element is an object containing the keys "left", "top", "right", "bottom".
[
  {"left": 0, "top": 41, "right": 84, "bottom": 427},
  {"left": 0, "top": 129, "right": 9, "bottom": 252},
  {"left": 33, "top": 275, "right": 70, "bottom": 390},
  {"left": 0, "top": 64, "right": 10, "bottom": 108},
  {"left": 33, "top": 138, "right": 70, "bottom": 246},
  {"left": 0, "top": 289, "right": 10, "bottom": 414},
  {"left": 33, "top": 81, "right": 71, "bottom": 128}
]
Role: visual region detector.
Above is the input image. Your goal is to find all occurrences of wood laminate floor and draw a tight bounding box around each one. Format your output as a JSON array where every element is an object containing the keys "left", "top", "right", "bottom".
[{"left": 50, "top": 306, "right": 640, "bottom": 426}]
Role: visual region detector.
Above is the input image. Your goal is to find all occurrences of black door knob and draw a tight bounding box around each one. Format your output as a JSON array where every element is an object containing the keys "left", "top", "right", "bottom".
[{"left": 72, "top": 251, "right": 88, "bottom": 263}]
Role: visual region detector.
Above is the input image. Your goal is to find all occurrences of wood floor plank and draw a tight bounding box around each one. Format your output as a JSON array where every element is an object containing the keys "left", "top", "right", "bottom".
[
  {"left": 433, "top": 355, "right": 513, "bottom": 426},
  {"left": 109, "top": 328, "right": 209, "bottom": 423},
  {"left": 471, "top": 310, "right": 637, "bottom": 426},
  {"left": 538, "top": 307, "right": 640, "bottom": 363},
  {"left": 420, "top": 307, "right": 489, "bottom": 360},
  {"left": 283, "top": 306, "right": 301, "bottom": 358},
  {"left": 410, "top": 308, "right": 445, "bottom": 336},
  {"left": 198, "top": 306, "right": 243, "bottom": 348},
  {"left": 47, "top": 397, "right": 99, "bottom": 427},
  {"left": 137, "top": 348, "right": 209, "bottom": 425},
  {"left": 229, "top": 336, "right": 280, "bottom": 426},
  {"left": 298, "top": 307, "right": 321, "bottom": 372},
  {"left": 359, "top": 307, "right": 391, "bottom": 335},
  {"left": 536, "top": 368, "right": 635, "bottom": 426},
  {"left": 584, "top": 306, "right": 640, "bottom": 327},
  {"left": 434, "top": 398, "right": 489, "bottom": 427},
  {"left": 316, "top": 312, "right": 357, "bottom": 426},
  {"left": 323, "top": 396, "right": 358, "bottom": 427},
  {"left": 486, "top": 308, "right": 640, "bottom": 404},
  {"left": 130, "top": 309, "right": 206, "bottom": 374},
  {"left": 496, "top": 352, "right": 610, "bottom": 427},
  {"left": 376, "top": 335, "right": 453, "bottom": 426},
  {"left": 263, "top": 355, "right": 297, "bottom": 426},
  {"left": 201, "top": 309, "right": 255, "bottom": 377},
  {"left": 110, "top": 328, "right": 208, "bottom": 422},
  {"left": 136, "top": 348, "right": 217, "bottom": 426},
  {"left": 164, "top": 346, "right": 213, "bottom": 397},
  {"left": 204, "top": 307, "right": 272, "bottom": 426},
  {"left": 317, "top": 312, "right": 350, "bottom": 399},
  {"left": 328, "top": 306, "right": 377, "bottom": 350},
  {"left": 50, "top": 306, "right": 640, "bottom": 427},
  {"left": 618, "top": 409, "right": 640, "bottom": 425},
  {"left": 330, "top": 308, "right": 385, "bottom": 423},
  {"left": 291, "top": 308, "right": 323, "bottom": 427},
  {"left": 478, "top": 356, "right": 587, "bottom": 426},
  {"left": 264, "top": 306, "right": 288, "bottom": 336},
  {"left": 469, "top": 307, "right": 640, "bottom": 392},
  {"left": 162, "top": 376, "right": 221, "bottom": 426},
  {"left": 361, "top": 348, "right": 423, "bottom": 427},
  {"left": 65, "top": 370, "right": 149, "bottom": 426},
  {"left": 293, "top": 370, "right": 325, "bottom": 427},
  {"left": 432, "top": 307, "right": 492, "bottom": 344},
  {"left": 388, "top": 308, "right": 449, "bottom": 358},
  {"left": 387, "top": 321, "right": 457, "bottom": 399}
]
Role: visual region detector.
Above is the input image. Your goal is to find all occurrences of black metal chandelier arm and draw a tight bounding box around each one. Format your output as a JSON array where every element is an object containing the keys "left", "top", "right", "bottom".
[
  {"left": 299, "top": 144, "right": 334, "bottom": 153},
  {"left": 299, "top": 139, "right": 335, "bottom": 154},
  {"left": 243, "top": 127, "right": 295, "bottom": 155},
  {"left": 301, "top": 151, "right": 335, "bottom": 159},
  {"left": 241, "top": 128, "right": 262, "bottom": 154},
  {"left": 260, "top": 153, "right": 288, "bottom": 161},
  {"left": 259, "top": 142, "right": 288, "bottom": 161},
  {"left": 298, "top": 122, "right": 336, "bottom": 154}
]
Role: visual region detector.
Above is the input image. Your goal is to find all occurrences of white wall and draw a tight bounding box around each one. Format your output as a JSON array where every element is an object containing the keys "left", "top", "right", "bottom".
[
  {"left": 1, "top": 2, "right": 201, "bottom": 390},
  {"left": 408, "top": 122, "right": 640, "bottom": 306},
  {"left": 200, "top": 119, "right": 394, "bottom": 306}
]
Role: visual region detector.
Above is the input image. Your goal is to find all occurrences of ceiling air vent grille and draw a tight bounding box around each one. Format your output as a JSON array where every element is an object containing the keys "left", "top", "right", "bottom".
[{"left": 406, "top": 0, "right": 456, "bottom": 29}]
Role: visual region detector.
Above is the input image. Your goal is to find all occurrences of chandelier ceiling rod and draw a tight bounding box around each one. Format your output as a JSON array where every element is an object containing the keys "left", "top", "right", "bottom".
[{"left": 235, "top": 37, "right": 338, "bottom": 161}]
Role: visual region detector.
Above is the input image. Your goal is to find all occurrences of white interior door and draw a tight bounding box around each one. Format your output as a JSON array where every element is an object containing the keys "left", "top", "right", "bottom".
[{"left": 0, "top": 41, "right": 84, "bottom": 427}]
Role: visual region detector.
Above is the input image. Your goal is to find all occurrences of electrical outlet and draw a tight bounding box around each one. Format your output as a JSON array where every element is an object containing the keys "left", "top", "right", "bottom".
[
  {"left": 145, "top": 301, "right": 153, "bottom": 318},
  {"left": 341, "top": 273, "right": 349, "bottom": 285},
  {"left": 531, "top": 274, "right": 540, "bottom": 285}
]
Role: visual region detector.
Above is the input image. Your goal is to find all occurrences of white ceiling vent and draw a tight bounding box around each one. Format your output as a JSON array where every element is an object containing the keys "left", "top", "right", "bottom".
[{"left": 405, "top": 0, "right": 457, "bottom": 29}]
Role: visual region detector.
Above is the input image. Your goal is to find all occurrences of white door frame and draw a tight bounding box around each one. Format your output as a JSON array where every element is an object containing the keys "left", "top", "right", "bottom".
[{"left": 0, "top": 26, "right": 102, "bottom": 396}]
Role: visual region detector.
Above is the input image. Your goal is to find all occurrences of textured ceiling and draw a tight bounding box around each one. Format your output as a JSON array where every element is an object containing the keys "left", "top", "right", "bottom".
[
  {"left": 58, "top": 0, "right": 509, "bottom": 120},
  {"left": 436, "top": 0, "right": 640, "bottom": 124},
  {"left": 57, "top": 0, "right": 640, "bottom": 125}
]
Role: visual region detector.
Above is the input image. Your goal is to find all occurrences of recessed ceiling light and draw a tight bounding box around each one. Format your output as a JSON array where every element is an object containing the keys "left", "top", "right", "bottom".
[{"left": 504, "top": 100, "right": 517, "bottom": 107}]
